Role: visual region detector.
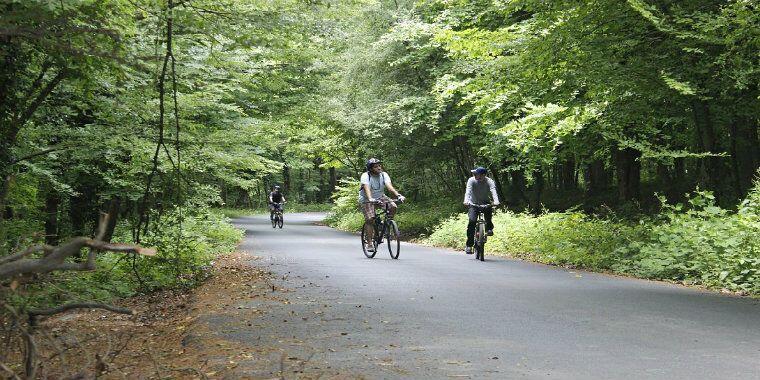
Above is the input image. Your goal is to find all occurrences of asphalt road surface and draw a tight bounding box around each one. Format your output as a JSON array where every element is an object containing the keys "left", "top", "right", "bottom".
[{"left": 226, "top": 212, "right": 760, "bottom": 379}]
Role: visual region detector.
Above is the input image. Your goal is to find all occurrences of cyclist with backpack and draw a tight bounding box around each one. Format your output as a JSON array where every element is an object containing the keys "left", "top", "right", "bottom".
[
  {"left": 359, "top": 158, "right": 405, "bottom": 252},
  {"left": 463, "top": 167, "right": 500, "bottom": 254},
  {"left": 268, "top": 185, "right": 286, "bottom": 222}
]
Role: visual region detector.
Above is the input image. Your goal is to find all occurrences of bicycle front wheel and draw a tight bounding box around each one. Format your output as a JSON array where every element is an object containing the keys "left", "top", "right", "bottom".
[
  {"left": 361, "top": 222, "right": 377, "bottom": 258},
  {"left": 387, "top": 220, "right": 400, "bottom": 259},
  {"left": 476, "top": 222, "right": 486, "bottom": 261},
  {"left": 277, "top": 214, "right": 283, "bottom": 228},
  {"left": 271, "top": 215, "right": 276, "bottom": 228},
  {"left": 475, "top": 242, "right": 484, "bottom": 261}
]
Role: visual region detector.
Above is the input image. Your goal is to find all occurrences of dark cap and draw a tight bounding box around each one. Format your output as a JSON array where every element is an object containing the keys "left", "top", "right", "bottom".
[{"left": 471, "top": 167, "right": 487, "bottom": 175}]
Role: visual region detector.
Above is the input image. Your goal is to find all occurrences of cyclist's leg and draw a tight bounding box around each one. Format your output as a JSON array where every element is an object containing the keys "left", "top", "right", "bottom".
[
  {"left": 466, "top": 206, "right": 477, "bottom": 247},
  {"left": 484, "top": 207, "right": 494, "bottom": 234},
  {"left": 361, "top": 202, "right": 376, "bottom": 245},
  {"left": 269, "top": 203, "right": 274, "bottom": 220}
]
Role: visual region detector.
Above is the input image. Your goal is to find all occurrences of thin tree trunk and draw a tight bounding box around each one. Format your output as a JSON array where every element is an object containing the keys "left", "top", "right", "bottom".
[
  {"left": 530, "top": 168, "right": 544, "bottom": 215},
  {"left": 692, "top": 100, "right": 722, "bottom": 198},
  {"left": 102, "top": 197, "right": 121, "bottom": 243},
  {"left": 614, "top": 147, "right": 641, "bottom": 202},
  {"left": 488, "top": 165, "right": 506, "bottom": 205},
  {"left": 44, "top": 190, "right": 60, "bottom": 246},
  {"left": 328, "top": 167, "right": 337, "bottom": 198}
]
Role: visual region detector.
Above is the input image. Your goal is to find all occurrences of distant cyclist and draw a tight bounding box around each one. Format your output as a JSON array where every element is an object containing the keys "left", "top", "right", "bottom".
[
  {"left": 463, "top": 167, "right": 500, "bottom": 254},
  {"left": 359, "top": 158, "right": 405, "bottom": 252},
  {"left": 269, "top": 185, "right": 286, "bottom": 221}
]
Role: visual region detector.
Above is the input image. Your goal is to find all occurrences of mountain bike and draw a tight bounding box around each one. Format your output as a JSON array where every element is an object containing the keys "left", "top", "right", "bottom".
[
  {"left": 471, "top": 204, "right": 491, "bottom": 261},
  {"left": 270, "top": 202, "right": 284, "bottom": 229},
  {"left": 361, "top": 198, "right": 403, "bottom": 259}
]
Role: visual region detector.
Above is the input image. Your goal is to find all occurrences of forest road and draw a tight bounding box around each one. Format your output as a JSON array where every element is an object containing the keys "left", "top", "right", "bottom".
[{"left": 222, "top": 212, "right": 760, "bottom": 379}]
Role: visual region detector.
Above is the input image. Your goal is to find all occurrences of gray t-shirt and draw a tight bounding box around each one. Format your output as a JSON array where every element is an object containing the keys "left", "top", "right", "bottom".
[
  {"left": 358, "top": 172, "right": 392, "bottom": 203},
  {"left": 463, "top": 177, "right": 500, "bottom": 205}
]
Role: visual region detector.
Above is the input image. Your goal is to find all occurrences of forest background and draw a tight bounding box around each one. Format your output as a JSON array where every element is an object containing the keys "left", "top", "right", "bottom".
[{"left": 1, "top": 0, "right": 759, "bottom": 337}]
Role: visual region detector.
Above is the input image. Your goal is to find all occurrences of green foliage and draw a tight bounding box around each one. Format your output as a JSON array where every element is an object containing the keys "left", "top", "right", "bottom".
[
  {"left": 324, "top": 178, "right": 364, "bottom": 231},
  {"left": 12, "top": 208, "right": 243, "bottom": 309},
  {"left": 427, "top": 211, "right": 633, "bottom": 270},
  {"left": 615, "top": 189, "right": 760, "bottom": 294},
  {"left": 426, "top": 183, "right": 760, "bottom": 295}
]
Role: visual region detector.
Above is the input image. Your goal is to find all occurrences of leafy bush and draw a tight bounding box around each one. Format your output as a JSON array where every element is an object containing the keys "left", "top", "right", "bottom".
[
  {"left": 425, "top": 183, "right": 760, "bottom": 295},
  {"left": 615, "top": 189, "right": 760, "bottom": 294},
  {"left": 12, "top": 207, "right": 243, "bottom": 309},
  {"left": 426, "top": 211, "right": 634, "bottom": 270},
  {"left": 324, "top": 178, "right": 364, "bottom": 231}
]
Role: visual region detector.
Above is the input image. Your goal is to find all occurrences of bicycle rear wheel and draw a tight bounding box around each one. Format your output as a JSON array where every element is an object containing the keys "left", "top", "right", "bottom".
[
  {"left": 387, "top": 220, "right": 400, "bottom": 259},
  {"left": 277, "top": 214, "right": 283, "bottom": 228},
  {"left": 476, "top": 222, "right": 486, "bottom": 261},
  {"left": 361, "top": 222, "right": 377, "bottom": 258}
]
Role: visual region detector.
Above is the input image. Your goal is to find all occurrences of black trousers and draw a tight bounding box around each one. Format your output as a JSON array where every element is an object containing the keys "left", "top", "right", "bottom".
[{"left": 466, "top": 206, "right": 493, "bottom": 247}]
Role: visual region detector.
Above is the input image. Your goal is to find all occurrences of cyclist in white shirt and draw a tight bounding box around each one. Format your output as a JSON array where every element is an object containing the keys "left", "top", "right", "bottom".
[{"left": 359, "top": 158, "right": 405, "bottom": 252}]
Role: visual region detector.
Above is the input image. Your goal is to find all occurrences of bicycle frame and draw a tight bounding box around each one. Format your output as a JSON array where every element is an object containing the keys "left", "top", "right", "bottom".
[
  {"left": 362, "top": 198, "right": 403, "bottom": 259},
  {"left": 374, "top": 199, "right": 398, "bottom": 245},
  {"left": 471, "top": 204, "right": 491, "bottom": 261}
]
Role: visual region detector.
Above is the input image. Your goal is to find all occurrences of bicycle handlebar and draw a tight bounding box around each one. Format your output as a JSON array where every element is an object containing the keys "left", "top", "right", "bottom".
[{"left": 372, "top": 198, "right": 404, "bottom": 204}]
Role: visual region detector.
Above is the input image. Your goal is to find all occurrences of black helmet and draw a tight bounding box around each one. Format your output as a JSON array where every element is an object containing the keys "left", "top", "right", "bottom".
[{"left": 366, "top": 158, "right": 381, "bottom": 172}]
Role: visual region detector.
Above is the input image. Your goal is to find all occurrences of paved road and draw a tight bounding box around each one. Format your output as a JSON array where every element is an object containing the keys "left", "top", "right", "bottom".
[{"left": 227, "top": 212, "right": 760, "bottom": 379}]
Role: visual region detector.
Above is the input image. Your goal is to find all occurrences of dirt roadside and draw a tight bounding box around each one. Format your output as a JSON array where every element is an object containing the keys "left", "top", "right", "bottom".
[{"left": 5, "top": 251, "right": 344, "bottom": 379}]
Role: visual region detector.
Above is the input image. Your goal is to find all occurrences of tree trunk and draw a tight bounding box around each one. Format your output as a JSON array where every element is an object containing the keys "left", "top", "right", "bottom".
[
  {"left": 614, "top": 147, "right": 641, "bottom": 202},
  {"left": 488, "top": 165, "right": 506, "bottom": 205},
  {"left": 283, "top": 164, "right": 291, "bottom": 195},
  {"left": 529, "top": 169, "right": 544, "bottom": 214},
  {"left": 508, "top": 169, "right": 529, "bottom": 209},
  {"left": 329, "top": 167, "right": 337, "bottom": 199},
  {"left": 733, "top": 116, "right": 760, "bottom": 195},
  {"left": 692, "top": 100, "right": 723, "bottom": 198},
  {"left": 0, "top": 172, "right": 11, "bottom": 223},
  {"left": 102, "top": 197, "right": 121, "bottom": 243},
  {"left": 584, "top": 159, "right": 608, "bottom": 198},
  {"left": 560, "top": 158, "right": 576, "bottom": 191},
  {"left": 69, "top": 188, "right": 90, "bottom": 237},
  {"left": 44, "top": 190, "right": 60, "bottom": 246}
]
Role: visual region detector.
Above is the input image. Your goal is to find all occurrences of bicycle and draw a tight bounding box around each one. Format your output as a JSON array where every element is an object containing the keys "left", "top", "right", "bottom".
[
  {"left": 471, "top": 204, "right": 491, "bottom": 261},
  {"left": 270, "top": 202, "right": 285, "bottom": 229},
  {"left": 361, "top": 198, "right": 403, "bottom": 259}
]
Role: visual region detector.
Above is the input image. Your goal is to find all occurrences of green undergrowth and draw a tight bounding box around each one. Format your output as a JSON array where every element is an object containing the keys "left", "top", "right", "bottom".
[
  {"left": 426, "top": 185, "right": 760, "bottom": 296},
  {"left": 8, "top": 207, "right": 243, "bottom": 309}
]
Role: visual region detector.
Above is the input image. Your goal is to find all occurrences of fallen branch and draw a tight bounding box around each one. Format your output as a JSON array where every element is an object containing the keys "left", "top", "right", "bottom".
[
  {"left": 28, "top": 303, "right": 132, "bottom": 322},
  {"left": 0, "top": 213, "right": 156, "bottom": 281},
  {"left": 0, "top": 361, "right": 21, "bottom": 380}
]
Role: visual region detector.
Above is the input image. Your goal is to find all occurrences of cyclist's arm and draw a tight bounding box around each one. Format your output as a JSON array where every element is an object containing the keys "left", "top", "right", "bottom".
[
  {"left": 488, "top": 178, "right": 500, "bottom": 205},
  {"left": 463, "top": 178, "right": 473, "bottom": 206},
  {"left": 281, "top": 196, "right": 286, "bottom": 203},
  {"left": 386, "top": 182, "right": 401, "bottom": 199},
  {"left": 268, "top": 194, "right": 273, "bottom": 203},
  {"left": 362, "top": 184, "right": 373, "bottom": 201}
]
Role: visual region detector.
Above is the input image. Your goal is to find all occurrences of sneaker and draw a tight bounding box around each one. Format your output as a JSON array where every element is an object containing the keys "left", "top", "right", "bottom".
[
  {"left": 465, "top": 246, "right": 473, "bottom": 254},
  {"left": 365, "top": 243, "right": 375, "bottom": 252},
  {"left": 486, "top": 230, "right": 494, "bottom": 236}
]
